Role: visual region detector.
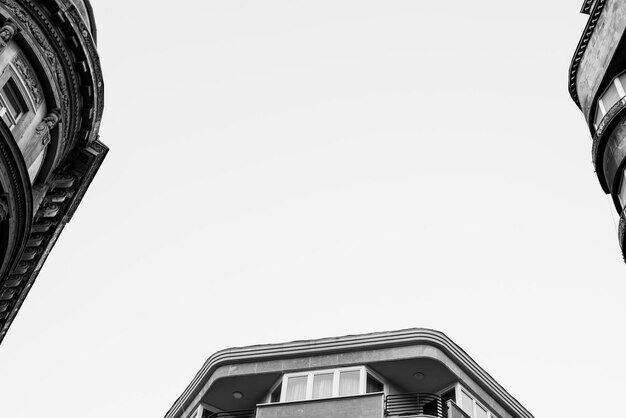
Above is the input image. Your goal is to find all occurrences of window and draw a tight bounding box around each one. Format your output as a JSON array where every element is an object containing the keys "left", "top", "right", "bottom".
[
  {"left": 459, "top": 388, "right": 498, "bottom": 418},
  {"left": 366, "top": 374, "right": 384, "bottom": 393},
  {"left": 594, "top": 72, "right": 626, "bottom": 130},
  {"left": 270, "top": 366, "right": 385, "bottom": 403},
  {"left": 0, "top": 77, "right": 26, "bottom": 130},
  {"left": 270, "top": 383, "right": 282, "bottom": 403},
  {"left": 285, "top": 375, "right": 307, "bottom": 401}
]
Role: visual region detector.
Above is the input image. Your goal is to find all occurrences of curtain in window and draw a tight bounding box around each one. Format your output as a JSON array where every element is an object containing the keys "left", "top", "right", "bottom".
[
  {"left": 285, "top": 376, "right": 307, "bottom": 401},
  {"left": 312, "top": 373, "right": 333, "bottom": 399},
  {"left": 339, "top": 371, "right": 360, "bottom": 396}
]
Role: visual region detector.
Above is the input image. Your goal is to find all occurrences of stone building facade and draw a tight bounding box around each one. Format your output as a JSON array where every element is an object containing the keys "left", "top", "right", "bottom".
[
  {"left": 0, "top": 0, "right": 105, "bottom": 344},
  {"left": 165, "top": 329, "right": 534, "bottom": 418},
  {"left": 569, "top": 0, "right": 626, "bottom": 260}
]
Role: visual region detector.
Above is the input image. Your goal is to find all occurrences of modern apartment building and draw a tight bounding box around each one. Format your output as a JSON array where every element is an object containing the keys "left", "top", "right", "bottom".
[
  {"left": 569, "top": 0, "right": 626, "bottom": 260},
  {"left": 165, "top": 329, "right": 534, "bottom": 418},
  {"left": 0, "top": 0, "right": 105, "bottom": 343}
]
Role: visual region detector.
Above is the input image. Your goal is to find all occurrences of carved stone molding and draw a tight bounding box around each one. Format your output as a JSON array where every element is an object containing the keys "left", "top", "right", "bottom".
[
  {"left": 0, "top": 19, "right": 17, "bottom": 52},
  {"left": 13, "top": 54, "right": 41, "bottom": 105},
  {"left": 34, "top": 109, "right": 60, "bottom": 146},
  {"left": 0, "top": 138, "right": 107, "bottom": 344}
]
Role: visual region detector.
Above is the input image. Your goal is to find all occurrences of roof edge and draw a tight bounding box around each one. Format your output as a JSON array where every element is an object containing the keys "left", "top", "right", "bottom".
[
  {"left": 165, "top": 328, "right": 534, "bottom": 418},
  {"left": 569, "top": 0, "right": 608, "bottom": 108}
]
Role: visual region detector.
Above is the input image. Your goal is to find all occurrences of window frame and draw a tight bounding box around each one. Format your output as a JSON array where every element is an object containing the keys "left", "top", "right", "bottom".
[
  {"left": 594, "top": 72, "right": 626, "bottom": 130},
  {"left": 0, "top": 64, "right": 34, "bottom": 140},
  {"left": 268, "top": 365, "right": 386, "bottom": 404},
  {"left": 456, "top": 385, "right": 499, "bottom": 418}
]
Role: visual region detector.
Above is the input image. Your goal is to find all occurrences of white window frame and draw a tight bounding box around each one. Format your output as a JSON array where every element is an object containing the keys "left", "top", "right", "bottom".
[
  {"left": 272, "top": 365, "right": 385, "bottom": 403},
  {"left": 595, "top": 71, "right": 626, "bottom": 129},
  {"left": 456, "top": 384, "right": 499, "bottom": 418}
]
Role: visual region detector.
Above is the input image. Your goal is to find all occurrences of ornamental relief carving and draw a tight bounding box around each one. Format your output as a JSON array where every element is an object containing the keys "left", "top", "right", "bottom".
[
  {"left": 0, "top": 168, "right": 79, "bottom": 329},
  {"left": 13, "top": 54, "right": 41, "bottom": 105},
  {"left": 0, "top": 19, "right": 16, "bottom": 52},
  {"left": 34, "top": 110, "right": 60, "bottom": 146},
  {"left": 0, "top": 0, "right": 80, "bottom": 160}
]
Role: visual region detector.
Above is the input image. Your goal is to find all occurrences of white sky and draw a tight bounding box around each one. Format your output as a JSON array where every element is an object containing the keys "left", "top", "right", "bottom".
[{"left": 0, "top": 1, "right": 625, "bottom": 417}]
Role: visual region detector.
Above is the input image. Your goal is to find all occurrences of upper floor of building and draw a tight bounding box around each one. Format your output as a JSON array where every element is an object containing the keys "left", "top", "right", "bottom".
[
  {"left": 0, "top": 0, "right": 106, "bottom": 344},
  {"left": 166, "top": 329, "right": 534, "bottom": 418}
]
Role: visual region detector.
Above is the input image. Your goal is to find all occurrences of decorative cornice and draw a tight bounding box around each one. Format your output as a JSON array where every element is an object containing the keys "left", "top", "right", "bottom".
[
  {"left": 0, "top": 139, "right": 108, "bottom": 344},
  {"left": 581, "top": 0, "right": 596, "bottom": 14},
  {"left": 165, "top": 328, "right": 535, "bottom": 418},
  {"left": 56, "top": 0, "right": 104, "bottom": 145},
  {"left": 569, "top": 0, "right": 607, "bottom": 108},
  {"left": 0, "top": 121, "right": 32, "bottom": 279}
]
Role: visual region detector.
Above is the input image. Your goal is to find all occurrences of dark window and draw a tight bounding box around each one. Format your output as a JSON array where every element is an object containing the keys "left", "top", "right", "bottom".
[
  {"left": 270, "top": 383, "right": 282, "bottom": 403},
  {"left": 441, "top": 388, "right": 455, "bottom": 404},
  {"left": 366, "top": 374, "right": 383, "bottom": 393},
  {"left": 0, "top": 78, "right": 26, "bottom": 130}
]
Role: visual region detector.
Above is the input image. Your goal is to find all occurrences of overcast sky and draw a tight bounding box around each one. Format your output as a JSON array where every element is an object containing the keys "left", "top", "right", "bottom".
[{"left": 0, "top": 1, "right": 624, "bottom": 417}]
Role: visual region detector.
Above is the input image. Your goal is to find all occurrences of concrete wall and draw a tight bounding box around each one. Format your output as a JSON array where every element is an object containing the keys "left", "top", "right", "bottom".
[
  {"left": 576, "top": 0, "right": 626, "bottom": 118},
  {"left": 256, "top": 393, "right": 383, "bottom": 418}
]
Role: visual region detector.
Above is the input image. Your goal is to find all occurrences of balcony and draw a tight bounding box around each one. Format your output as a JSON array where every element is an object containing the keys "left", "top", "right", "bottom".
[
  {"left": 256, "top": 392, "right": 384, "bottom": 418},
  {"left": 385, "top": 393, "right": 448, "bottom": 418},
  {"left": 209, "top": 393, "right": 458, "bottom": 418},
  {"left": 208, "top": 411, "right": 256, "bottom": 418}
]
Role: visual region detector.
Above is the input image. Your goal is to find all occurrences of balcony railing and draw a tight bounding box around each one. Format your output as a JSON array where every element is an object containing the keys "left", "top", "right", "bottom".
[
  {"left": 385, "top": 393, "right": 448, "bottom": 418},
  {"left": 207, "top": 410, "right": 255, "bottom": 418}
]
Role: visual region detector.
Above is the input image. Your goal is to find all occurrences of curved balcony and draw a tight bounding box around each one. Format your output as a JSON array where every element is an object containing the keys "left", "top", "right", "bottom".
[
  {"left": 385, "top": 393, "right": 448, "bottom": 418},
  {"left": 593, "top": 95, "right": 626, "bottom": 193}
]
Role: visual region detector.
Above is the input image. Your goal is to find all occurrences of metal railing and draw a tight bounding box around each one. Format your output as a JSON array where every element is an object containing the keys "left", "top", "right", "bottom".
[
  {"left": 385, "top": 393, "right": 448, "bottom": 418},
  {"left": 207, "top": 410, "right": 255, "bottom": 418},
  {"left": 448, "top": 401, "right": 471, "bottom": 418}
]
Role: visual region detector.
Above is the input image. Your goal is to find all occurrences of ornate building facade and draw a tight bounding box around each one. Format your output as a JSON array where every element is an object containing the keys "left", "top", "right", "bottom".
[
  {"left": 0, "top": 0, "right": 105, "bottom": 344},
  {"left": 569, "top": 0, "right": 626, "bottom": 261},
  {"left": 165, "top": 329, "right": 534, "bottom": 418}
]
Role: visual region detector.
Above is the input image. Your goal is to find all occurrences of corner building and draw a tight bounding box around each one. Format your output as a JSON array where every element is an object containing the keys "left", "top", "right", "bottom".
[
  {"left": 569, "top": 0, "right": 626, "bottom": 260},
  {"left": 0, "top": 0, "right": 105, "bottom": 343},
  {"left": 166, "top": 329, "right": 534, "bottom": 418}
]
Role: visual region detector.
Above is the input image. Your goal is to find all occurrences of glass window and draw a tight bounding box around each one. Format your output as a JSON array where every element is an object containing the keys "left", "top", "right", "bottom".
[
  {"left": 476, "top": 403, "right": 488, "bottom": 418},
  {"left": 278, "top": 366, "right": 380, "bottom": 403},
  {"left": 0, "top": 78, "right": 26, "bottom": 130},
  {"left": 595, "top": 106, "right": 604, "bottom": 129},
  {"left": 338, "top": 370, "right": 360, "bottom": 396},
  {"left": 270, "top": 384, "right": 281, "bottom": 403},
  {"left": 601, "top": 84, "right": 621, "bottom": 112},
  {"left": 461, "top": 391, "right": 474, "bottom": 417},
  {"left": 285, "top": 376, "right": 307, "bottom": 401},
  {"left": 312, "top": 373, "right": 333, "bottom": 399},
  {"left": 366, "top": 374, "right": 383, "bottom": 393},
  {"left": 441, "top": 388, "right": 455, "bottom": 404},
  {"left": 619, "top": 73, "right": 626, "bottom": 92}
]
